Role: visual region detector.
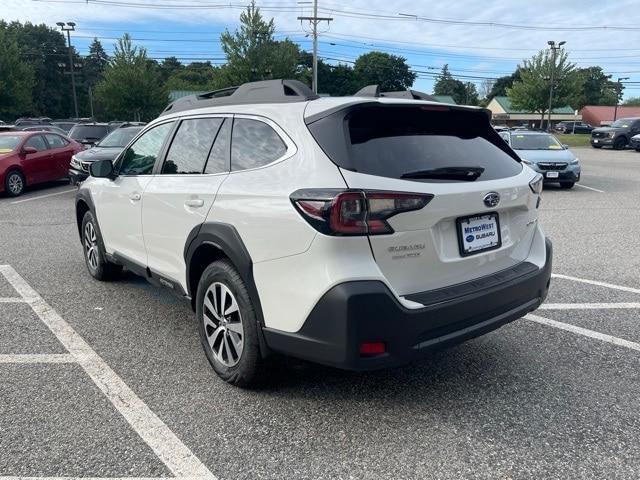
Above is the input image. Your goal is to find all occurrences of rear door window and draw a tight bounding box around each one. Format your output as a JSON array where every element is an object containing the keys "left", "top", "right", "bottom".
[
  {"left": 162, "top": 118, "right": 223, "bottom": 174},
  {"left": 308, "top": 105, "right": 522, "bottom": 182},
  {"left": 44, "top": 134, "right": 69, "bottom": 149},
  {"left": 231, "top": 118, "right": 287, "bottom": 171},
  {"left": 25, "top": 135, "right": 47, "bottom": 151}
]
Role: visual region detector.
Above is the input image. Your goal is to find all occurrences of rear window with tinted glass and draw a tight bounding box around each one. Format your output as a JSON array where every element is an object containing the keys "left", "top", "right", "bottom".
[
  {"left": 308, "top": 105, "right": 522, "bottom": 182},
  {"left": 69, "top": 125, "right": 109, "bottom": 142}
]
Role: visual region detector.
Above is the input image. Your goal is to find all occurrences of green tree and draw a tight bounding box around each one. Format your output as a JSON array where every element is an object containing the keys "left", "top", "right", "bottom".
[
  {"left": 84, "top": 38, "right": 109, "bottom": 88},
  {"left": 433, "top": 64, "right": 467, "bottom": 104},
  {"left": 95, "top": 34, "right": 167, "bottom": 121},
  {"left": 220, "top": 1, "right": 303, "bottom": 85},
  {"left": 623, "top": 97, "right": 640, "bottom": 106},
  {"left": 507, "top": 49, "right": 576, "bottom": 127},
  {"left": 571, "top": 66, "right": 616, "bottom": 109},
  {"left": 487, "top": 69, "right": 522, "bottom": 100},
  {"left": 462, "top": 82, "right": 479, "bottom": 105},
  {"left": 159, "top": 56, "right": 184, "bottom": 82},
  {"left": 165, "top": 62, "right": 222, "bottom": 91},
  {"left": 353, "top": 52, "right": 416, "bottom": 92},
  {"left": 2, "top": 21, "right": 74, "bottom": 118},
  {"left": 0, "top": 28, "right": 35, "bottom": 120},
  {"left": 298, "top": 51, "right": 355, "bottom": 95}
]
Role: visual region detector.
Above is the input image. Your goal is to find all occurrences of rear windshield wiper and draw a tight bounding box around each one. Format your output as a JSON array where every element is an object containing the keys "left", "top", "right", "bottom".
[{"left": 400, "top": 166, "right": 485, "bottom": 181}]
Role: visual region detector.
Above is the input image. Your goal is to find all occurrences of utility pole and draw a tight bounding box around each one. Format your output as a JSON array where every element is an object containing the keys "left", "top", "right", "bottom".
[
  {"left": 613, "top": 77, "right": 629, "bottom": 121},
  {"left": 546, "top": 40, "right": 565, "bottom": 132},
  {"left": 298, "top": 0, "right": 332, "bottom": 94},
  {"left": 57, "top": 22, "right": 79, "bottom": 118}
]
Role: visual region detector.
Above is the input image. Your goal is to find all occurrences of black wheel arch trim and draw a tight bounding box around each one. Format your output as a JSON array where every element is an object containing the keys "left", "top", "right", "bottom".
[
  {"left": 75, "top": 188, "right": 97, "bottom": 240},
  {"left": 184, "top": 222, "right": 271, "bottom": 358},
  {"left": 184, "top": 222, "right": 265, "bottom": 325}
]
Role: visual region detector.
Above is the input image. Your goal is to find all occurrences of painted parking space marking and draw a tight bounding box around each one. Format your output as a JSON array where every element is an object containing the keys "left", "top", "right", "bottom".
[
  {"left": 0, "top": 297, "right": 26, "bottom": 303},
  {"left": 0, "top": 353, "right": 76, "bottom": 363},
  {"left": 541, "top": 302, "right": 640, "bottom": 310},
  {"left": 0, "top": 264, "right": 216, "bottom": 480},
  {"left": 552, "top": 273, "right": 640, "bottom": 295},
  {"left": 9, "top": 188, "right": 76, "bottom": 205},
  {"left": 526, "top": 314, "right": 640, "bottom": 353},
  {"left": 574, "top": 183, "right": 605, "bottom": 193}
]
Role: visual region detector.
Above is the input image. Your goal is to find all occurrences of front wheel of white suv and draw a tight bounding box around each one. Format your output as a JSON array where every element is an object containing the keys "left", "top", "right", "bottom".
[
  {"left": 196, "top": 260, "right": 263, "bottom": 387},
  {"left": 81, "top": 211, "right": 123, "bottom": 281}
]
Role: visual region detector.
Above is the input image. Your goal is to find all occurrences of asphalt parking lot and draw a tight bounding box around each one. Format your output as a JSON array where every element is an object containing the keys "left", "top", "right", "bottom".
[{"left": 1, "top": 147, "right": 639, "bottom": 480}]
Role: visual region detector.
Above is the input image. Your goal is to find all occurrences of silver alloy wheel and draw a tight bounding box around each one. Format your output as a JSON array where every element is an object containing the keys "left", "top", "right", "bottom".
[
  {"left": 203, "top": 282, "right": 244, "bottom": 367},
  {"left": 7, "top": 173, "right": 23, "bottom": 195},
  {"left": 84, "top": 222, "right": 99, "bottom": 271}
]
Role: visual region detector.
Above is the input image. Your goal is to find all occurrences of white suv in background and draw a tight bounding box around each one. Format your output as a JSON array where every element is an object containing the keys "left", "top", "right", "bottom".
[{"left": 76, "top": 79, "right": 552, "bottom": 387}]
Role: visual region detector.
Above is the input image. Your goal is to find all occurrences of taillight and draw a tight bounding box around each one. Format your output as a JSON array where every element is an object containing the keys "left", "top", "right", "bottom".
[{"left": 290, "top": 189, "right": 433, "bottom": 236}]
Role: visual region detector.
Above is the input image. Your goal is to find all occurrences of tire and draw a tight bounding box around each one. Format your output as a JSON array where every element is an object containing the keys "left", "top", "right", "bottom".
[
  {"left": 81, "top": 211, "right": 122, "bottom": 281},
  {"left": 560, "top": 182, "right": 575, "bottom": 189},
  {"left": 613, "top": 137, "right": 627, "bottom": 150},
  {"left": 4, "top": 170, "right": 25, "bottom": 197},
  {"left": 635, "top": 148, "right": 640, "bottom": 152},
  {"left": 592, "top": 145, "right": 602, "bottom": 149},
  {"left": 196, "top": 259, "right": 263, "bottom": 387}
]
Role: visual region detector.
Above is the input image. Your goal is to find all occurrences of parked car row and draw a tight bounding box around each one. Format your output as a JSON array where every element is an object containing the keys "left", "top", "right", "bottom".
[{"left": 0, "top": 124, "right": 145, "bottom": 197}]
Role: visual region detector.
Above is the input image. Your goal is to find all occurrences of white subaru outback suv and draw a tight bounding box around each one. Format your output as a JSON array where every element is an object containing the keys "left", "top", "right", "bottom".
[{"left": 76, "top": 79, "right": 552, "bottom": 387}]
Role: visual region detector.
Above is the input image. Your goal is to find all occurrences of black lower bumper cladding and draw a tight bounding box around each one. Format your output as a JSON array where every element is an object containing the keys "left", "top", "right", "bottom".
[{"left": 263, "top": 238, "right": 553, "bottom": 370}]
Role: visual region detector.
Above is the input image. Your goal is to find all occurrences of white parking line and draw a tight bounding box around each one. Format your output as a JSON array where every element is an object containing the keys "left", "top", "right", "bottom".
[
  {"left": 10, "top": 188, "right": 76, "bottom": 205},
  {"left": 0, "top": 478, "right": 208, "bottom": 480},
  {"left": 526, "top": 314, "right": 640, "bottom": 353},
  {"left": 541, "top": 302, "right": 640, "bottom": 310},
  {"left": 0, "top": 265, "right": 216, "bottom": 480},
  {"left": 0, "top": 297, "right": 26, "bottom": 303},
  {"left": 0, "top": 354, "right": 76, "bottom": 363},
  {"left": 574, "top": 183, "right": 605, "bottom": 193},
  {"left": 552, "top": 273, "right": 640, "bottom": 295}
]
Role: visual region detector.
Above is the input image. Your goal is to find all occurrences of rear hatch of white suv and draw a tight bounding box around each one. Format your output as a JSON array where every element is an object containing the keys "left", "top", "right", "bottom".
[{"left": 304, "top": 101, "right": 542, "bottom": 297}]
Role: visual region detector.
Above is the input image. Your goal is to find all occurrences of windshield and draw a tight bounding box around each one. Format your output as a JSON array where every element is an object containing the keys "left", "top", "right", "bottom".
[
  {"left": 510, "top": 134, "right": 563, "bottom": 150},
  {"left": 0, "top": 135, "right": 22, "bottom": 153},
  {"left": 69, "top": 125, "right": 109, "bottom": 142},
  {"left": 610, "top": 118, "right": 633, "bottom": 128},
  {"left": 97, "top": 127, "right": 142, "bottom": 147}
]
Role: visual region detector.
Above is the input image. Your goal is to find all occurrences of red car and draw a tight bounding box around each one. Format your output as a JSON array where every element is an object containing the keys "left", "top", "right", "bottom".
[{"left": 0, "top": 131, "right": 83, "bottom": 197}]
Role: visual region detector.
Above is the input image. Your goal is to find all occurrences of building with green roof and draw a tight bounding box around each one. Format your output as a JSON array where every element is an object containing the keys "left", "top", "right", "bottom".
[{"left": 487, "top": 96, "right": 579, "bottom": 127}]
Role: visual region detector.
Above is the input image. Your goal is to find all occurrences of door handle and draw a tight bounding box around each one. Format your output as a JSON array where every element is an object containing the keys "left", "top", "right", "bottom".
[
  {"left": 129, "top": 193, "right": 141, "bottom": 201},
  {"left": 184, "top": 199, "right": 204, "bottom": 208}
]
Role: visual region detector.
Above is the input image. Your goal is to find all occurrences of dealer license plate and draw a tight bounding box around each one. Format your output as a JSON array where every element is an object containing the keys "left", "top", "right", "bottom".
[
  {"left": 546, "top": 171, "right": 559, "bottom": 178},
  {"left": 456, "top": 213, "right": 501, "bottom": 256}
]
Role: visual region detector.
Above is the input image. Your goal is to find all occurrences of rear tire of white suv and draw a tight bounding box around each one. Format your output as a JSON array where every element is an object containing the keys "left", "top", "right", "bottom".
[
  {"left": 81, "top": 211, "right": 123, "bottom": 281},
  {"left": 196, "top": 260, "right": 262, "bottom": 387}
]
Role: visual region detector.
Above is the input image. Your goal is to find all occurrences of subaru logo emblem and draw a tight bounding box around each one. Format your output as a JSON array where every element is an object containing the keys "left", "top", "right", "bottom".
[{"left": 483, "top": 192, "right": 500, "bottom": 208}]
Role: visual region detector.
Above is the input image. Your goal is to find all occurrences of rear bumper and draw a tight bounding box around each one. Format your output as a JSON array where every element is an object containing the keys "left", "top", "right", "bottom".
[{"left": 263, "top": 238, "right": 553, "bottom": 370}]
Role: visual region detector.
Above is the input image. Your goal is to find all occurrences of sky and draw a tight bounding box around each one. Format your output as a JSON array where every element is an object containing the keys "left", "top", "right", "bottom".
[{"left": 3, "top": 0, "right": 640, "bottom": 99}]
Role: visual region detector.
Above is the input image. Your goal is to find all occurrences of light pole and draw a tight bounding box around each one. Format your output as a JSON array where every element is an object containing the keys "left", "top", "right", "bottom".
[
  {"left": 546, "top": 40, "right": 565, "bottom": 131},
  {"left": 57, "top": 21, "right": 79, "bottom": 119},
  {"left": 613, "top": 77, "right": 629, "bottom": 121}
]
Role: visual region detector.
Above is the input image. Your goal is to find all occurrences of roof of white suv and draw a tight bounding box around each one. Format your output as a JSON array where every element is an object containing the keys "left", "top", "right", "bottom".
[{"left": 160, "top": 79, "right": 489, "bottom": 123}]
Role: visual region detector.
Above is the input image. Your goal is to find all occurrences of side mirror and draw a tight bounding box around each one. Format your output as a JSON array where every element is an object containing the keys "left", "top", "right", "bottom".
[
  {"left": 22, "top": 146, "right": 38, "bottom": 155},
  {"left": 562, "top": 144, "right": 569, "bottom": 149},
  {"left": 89, "top": 159, "right": 115, "bottom": 179}
]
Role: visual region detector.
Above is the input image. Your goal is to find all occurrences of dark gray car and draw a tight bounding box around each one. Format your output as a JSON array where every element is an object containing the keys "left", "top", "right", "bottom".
[
  {"left": 69, "top": 126, "right": 143, "bottom": 184},
  {"left": 591, "top": 117, "right": 640, "bottom": 150}
]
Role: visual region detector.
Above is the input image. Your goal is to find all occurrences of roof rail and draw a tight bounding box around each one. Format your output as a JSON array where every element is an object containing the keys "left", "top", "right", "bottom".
[
  {"left": 160, "top": 79, "right": 319, "bottom": 116},
  {"left": 352, "top": 86, "right": 439, "bottom": 102},
  {"left": 353, "top": 85, "right": 380, "bottom": 97}
]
